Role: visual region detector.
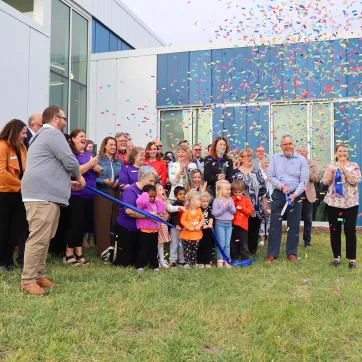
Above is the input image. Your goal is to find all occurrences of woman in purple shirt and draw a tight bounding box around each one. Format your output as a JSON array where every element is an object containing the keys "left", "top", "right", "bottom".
[
  {"left": 64, "top": 129, "right": 102, "bottom": 266},
  {"left": 118, "top": 147, "right": 145, "bottom": 191},
  {"left": 113, "top": 165, "right": 159, "bottom": 267}
]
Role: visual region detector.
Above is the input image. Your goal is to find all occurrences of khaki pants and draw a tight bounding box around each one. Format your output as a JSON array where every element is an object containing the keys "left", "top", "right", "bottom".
[{"left": 21, "top": 202, "right": 60, "bottom": 285}]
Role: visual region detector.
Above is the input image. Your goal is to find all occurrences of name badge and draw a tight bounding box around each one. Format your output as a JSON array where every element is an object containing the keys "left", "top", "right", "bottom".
[
  {"left": 10, "top": 156, "right": 17, "bottom": 160},
  {"left": 131, "top": 170, "right": 137, "bottom": 173}
]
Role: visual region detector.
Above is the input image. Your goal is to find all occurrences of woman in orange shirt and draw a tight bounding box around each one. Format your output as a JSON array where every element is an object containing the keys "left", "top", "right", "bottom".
[
  {"left": 179, "top": 190, "right": 204, "bottom": 269},
  {"left": 0, "top": 119, "right": 28, "bottom": 271},
  {"left": 144, "top": 141, "right": 167, "bottom": 185}
]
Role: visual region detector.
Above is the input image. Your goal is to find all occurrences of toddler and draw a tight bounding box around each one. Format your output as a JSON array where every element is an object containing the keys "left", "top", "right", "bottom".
[
  {"left": 197, "top": 191, "right": 214, "bottom": 268},
  {"left": 135, "top": 184, "right": 166, "bottom": 272},
  {"left": 167, "top": 186, "right": 186, "bottom": 267},
  {"left": 156, "top": 184, "right": 171, "bottom": 268},
  {"left": 212, "top": 180, "right": 236, "bottom": 268},
  {"left": 179, "top": 190, "right": 204, "bottom": 269},
  {"left": 230, "top": 180, "right": 254, "bottom": 262}
]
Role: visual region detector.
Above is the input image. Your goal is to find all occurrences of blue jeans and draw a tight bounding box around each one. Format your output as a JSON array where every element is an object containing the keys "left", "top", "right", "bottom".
[{"left": 214, "top": 221, "right": 232, "bottom": 260}]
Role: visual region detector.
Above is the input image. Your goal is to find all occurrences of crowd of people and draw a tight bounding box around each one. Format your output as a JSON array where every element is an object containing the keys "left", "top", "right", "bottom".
[{"left": 0, "top": 105, "right": 361, "bottom": 295}]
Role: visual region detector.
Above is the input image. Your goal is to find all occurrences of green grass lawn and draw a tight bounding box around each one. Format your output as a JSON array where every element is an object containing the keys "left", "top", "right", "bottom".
[{"left": 1, "top": 234, "right": 362, "bottom": 361}]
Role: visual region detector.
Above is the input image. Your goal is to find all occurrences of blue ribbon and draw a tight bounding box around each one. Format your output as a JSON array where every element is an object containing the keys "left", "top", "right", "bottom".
[
  {"left": 85, "top": 185, "right": 255, "bottom": 267},
  {"left": 286, "top": 193, "right": 294, "bottom": 206},
  {"left": 334, "top": 169, "right": 344, "bottom": 198}
]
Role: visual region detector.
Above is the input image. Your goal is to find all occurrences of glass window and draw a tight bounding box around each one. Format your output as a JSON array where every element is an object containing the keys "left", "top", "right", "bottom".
[
  {"left": 3, "top": 0, "right": 34, "bottom": 21},
  {"left": 50, "top": 0, "right": 70, "bottom": 78},
  {"left": 49, "top": 71, "right": 68, "bottom": 113},
  {"left": 70, "top": 82, "right": 87, "bottom": 131},
  {"left": 71, "top": 11, "right": 88, "bottom": 85},
  {"left": 94, "top": 21, "right": 110, "bottom": 53},
  {"left": 193, "top": 108, "right": 213, "bottom": 156},
  {"left": 110, "top": 33, "right": 118, "bottom": 52}
]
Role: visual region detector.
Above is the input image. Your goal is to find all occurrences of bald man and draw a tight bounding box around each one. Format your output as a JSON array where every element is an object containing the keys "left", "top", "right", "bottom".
[{"left": 25, "top": 114, "right": 42, "bottom": 149}]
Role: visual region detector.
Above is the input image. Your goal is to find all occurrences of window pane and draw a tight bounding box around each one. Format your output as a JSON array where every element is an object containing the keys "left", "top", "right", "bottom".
[
  {"left": 94, "top": 20, "right": 110, "bottom": 53},
  {"left": 50, "top": 0, "right": 70, "bottom": 77},
  {"left": 49, "top": 71, "right": 68, "bottom": 113},
  {"left": 3, "top": 0, "right": 34, "bottom": 20},
  {"left": 272, "top": 104, "right": 308, "bottom": 152},
  {"left": 70, "top": 82, "right": 87, "bottom": 131},
  {"left": 110, "top": 33, "right": 118, "bottom": 52},
  {"left": 193, "top": 108, "right": 212, "bottom": 157},
  {"left": 160, "top": 110, "right": 192, "bottom": 153},
  {"left": 71, "top": 11, "right": 88, "bottom": 85}
]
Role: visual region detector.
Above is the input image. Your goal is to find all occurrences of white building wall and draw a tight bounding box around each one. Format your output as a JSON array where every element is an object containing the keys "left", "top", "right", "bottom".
[
  {"left": 72, "top": 0, "right": 164, "bottom": 48},
  {"left": 0, "top": 1, "right": 50, "bottom": 130},
  {"left": 88, "top": 53, "right": 158, "bottom": 147}
]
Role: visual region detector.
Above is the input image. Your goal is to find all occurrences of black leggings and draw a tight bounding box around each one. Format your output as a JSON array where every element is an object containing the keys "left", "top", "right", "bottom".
[
  {"left": 113, "top": 223, "right": 140, "bottom": 267},
  {"left": 135, "top": 231, "right": 159, "bottom": 269},
  {"left": 65, "top": 196, "right": 94, "bottom": 248},
  {"left": 248, "top": 217, "right": 261, "bottom": 255},
  {"left": 0, "top": 192, "right": 27, "bottom": 266},
  {"left": 327, "top": 205, "right": 358, "bottom": 260},
  {"left": 197, "top": 229, "right": 214, "bottom": 265}
]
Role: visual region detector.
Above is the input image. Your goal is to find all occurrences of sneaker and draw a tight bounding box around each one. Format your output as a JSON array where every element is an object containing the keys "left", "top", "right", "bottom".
[
  {"left": 101, "top": 247, "right": 114, "bottom": 262},
  {"left": 184, "top": 264, "right": 190, "bottom": 269},
  {"left": 136, "top": 268, "right": 144, "bottom": 273},
  {"left": 217, "top": 260, "right": 224, "bottom": 268},
  {"left": 305, "top": 244, "right": 312, "bottom": 249},
  {"left": 205, "top": 264, "right": 212, "bottom": 268},
  {"left": 6, "top": 264, "right": 19, "bottom": 271},
  {"left": 258, "top": 241, "right": 265, "bottom": 247},
  {"left": 197, "top": 264, "right": 205, "bottom": 269},
  {"left": 168, "top": 262, "right": 177, "bottom": 268},
  {"left": 349, "top": 261, "right": 357, "bottom": 269},
  {"left": 153, "top": 268, "right": 160, "bottom": 272},
  {"left": 0, "top": 265, "right": 8, "bottom": 272},
  {"left": 224, "top": 261, "right": 232, "bottom": 268},
  {"left": 177, "top": 261, "right": 186, "bottom": 266},
  {"left": 160, "top": 261, "right": 169, "bottom": 269}
]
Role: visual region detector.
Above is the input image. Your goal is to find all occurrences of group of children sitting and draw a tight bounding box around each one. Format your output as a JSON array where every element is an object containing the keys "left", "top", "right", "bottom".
[{"left": 133, "top": 179, "right": 254, "bottom": 272}]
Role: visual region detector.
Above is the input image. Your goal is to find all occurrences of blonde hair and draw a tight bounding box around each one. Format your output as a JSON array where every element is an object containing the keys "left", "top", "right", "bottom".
[
  {"left": 231, "top": 180, "right": 245, "bottom": 193},
  {"left": 260, "top": 158, "right": 270, "bottom": 170},
  {"left": 215, "top": 180, "right": 230, "bottom": 198},
  {"left": 200, "top": 191, "right": 212, "bottom": 203},
  {"left": 184, "top": 189, "right": 200, "bottom": 210},
  {"left": 238, "top": 148, "right": 254, "bottom": 167},
  {"left": 177, "top": 143, "right": 193, "bottom": 163}
]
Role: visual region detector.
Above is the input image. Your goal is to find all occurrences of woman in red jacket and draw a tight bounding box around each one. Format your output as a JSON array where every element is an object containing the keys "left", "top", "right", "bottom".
[
  {"left": 230, "top": 180, "right": 254, "bottom": 262},
  {"left": 144, "top": 142, "right": 167, "bottom": 185}
]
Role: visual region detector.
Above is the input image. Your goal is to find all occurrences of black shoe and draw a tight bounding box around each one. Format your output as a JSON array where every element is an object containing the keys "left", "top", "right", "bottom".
[
  {"left": 177, "top": 262, "right": 186, "bottom": 266},
  {"left": 168, "top": 262, "right": 177, "bottom": 268},
  {"left": 349, "top": 261, "right": 357, "bottom": 269},
  {"left": 6, "top": 264, "right": 19, "bottom": 271},
  {"left": 331, "top": 260, "right": 341, "bottom": 267},
  {"left": 305, "top": 243, "right": 312, "bottom": 249}
]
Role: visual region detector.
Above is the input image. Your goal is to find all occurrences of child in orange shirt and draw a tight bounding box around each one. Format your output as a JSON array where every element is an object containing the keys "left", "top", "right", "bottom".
[
  {"left": 179, "top": 190, "right": 204, "bottom": 269},
  {"left": 231, "top": 180, "right": 254, "bottom": 262}
]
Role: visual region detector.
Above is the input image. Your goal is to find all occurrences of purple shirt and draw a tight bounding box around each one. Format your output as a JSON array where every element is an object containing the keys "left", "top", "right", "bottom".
[
  {"left": 117, "top": 182, "right": 142, "bottom": 231},
  {"left": 119, "top": 164, "right": 140, "bottom": 188},
  {"left": 212, "top": 197, "right": 236, "bottom": 222},
  {"left": 72, "top": 151, "right": 97, "bottom": 199}
]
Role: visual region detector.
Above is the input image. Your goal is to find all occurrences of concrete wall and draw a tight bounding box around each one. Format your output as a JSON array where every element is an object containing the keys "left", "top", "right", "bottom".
[
  {"left": 0, "top": 1, "right": 50, "bottom": 129},
  {"left": 88, "top": 52, "right": 158, "bottom": 146}
]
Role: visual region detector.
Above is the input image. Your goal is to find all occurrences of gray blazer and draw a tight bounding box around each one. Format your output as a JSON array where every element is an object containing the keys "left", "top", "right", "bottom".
[{"left": 21, "top": 126, "right": 81, "bottom": 206}]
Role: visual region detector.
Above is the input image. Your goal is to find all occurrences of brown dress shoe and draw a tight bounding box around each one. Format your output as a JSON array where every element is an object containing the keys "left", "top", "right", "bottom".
[
  {"left": 288, "top": 255, "right": 297, "bottom": 262},
  {"left": 36, "top": 277, "right": 58, "bottom": 288},
  {"left": 264, "top": 256, "right": 276, "bottom": 263},
  {"left": 21, "top": 282, "right": 48, "bottom": 295}
]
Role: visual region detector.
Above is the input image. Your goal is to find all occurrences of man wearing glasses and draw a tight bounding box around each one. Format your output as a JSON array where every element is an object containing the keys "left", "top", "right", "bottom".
[
  {"left": 115, "top": 132, "right": 130, "bottom": 165},
  {"left": 154, "top": 139, "right": 164, "bottom": 157},
  {"left": 192, "top": 144, "right": 205, "bottom": 172},
  {"left": 252, "top": 145, "right": 265, "bottom": 170},
  {"left": 20, "top": 106, "right": 85, "bottom": 294},
  {"left": 25, "top": 114, "right": 43, "bottom": 149},
  {"left": 265, "top": 135, "right": 309, "bottom": 263}
]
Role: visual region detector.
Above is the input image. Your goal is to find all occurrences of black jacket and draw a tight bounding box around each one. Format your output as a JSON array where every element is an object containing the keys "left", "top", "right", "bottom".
[
  {"left": 204, "top": 157, "right": 233, "bottom": 196},
  {"left": 169, "top": 200, "right": 184, "bottom": 226},
  {"left": 24, "top": 129, "right": 33, "bottom": 149}
]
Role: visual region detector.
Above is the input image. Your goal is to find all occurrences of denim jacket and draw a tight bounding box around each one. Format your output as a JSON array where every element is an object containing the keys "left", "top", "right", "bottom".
[{"left": 96, "top": 155, "right": 124, "bottom": 192}]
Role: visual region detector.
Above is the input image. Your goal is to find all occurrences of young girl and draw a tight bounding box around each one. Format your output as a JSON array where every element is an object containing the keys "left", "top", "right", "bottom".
[
  {"left": 197, "top": 192, "right": 214, "bottom": 268},
  {"left": 231, "top": 180, "right": 254, "bottom": 262},
  {"left": 212, "top": 180, "right": 236, "bottom": 268},
  {"left": 156, "top": 184, "right": 171, "bottom": 268},
  {"left": 135, "top": 185, "right": 166, "bottom": 272},
  {"left": 179, "top": 190, "right": 204, "bottom": 269}
]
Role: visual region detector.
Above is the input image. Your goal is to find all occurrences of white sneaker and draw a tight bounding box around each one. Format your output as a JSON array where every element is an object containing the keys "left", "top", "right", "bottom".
[
  {"left": 153, "top": 268, "right": 160, "bottom": 272},
  {"left": 136, "top": 268, "right": 144, "bottom": 273},
  {"left": 205, "top": 264, "right": 212, "bottom": 268},
  {"left": 259, "top": 240, "right": 265, "bottom": 246},
  {"left": 160, "top": 261, "right": 169, "bottom": 269},
  {"left": 184, "top": 264, "right": 190, "bottom": 269},
  {"left": 197, "top": 264, "right": 205, "bottom": 268}
]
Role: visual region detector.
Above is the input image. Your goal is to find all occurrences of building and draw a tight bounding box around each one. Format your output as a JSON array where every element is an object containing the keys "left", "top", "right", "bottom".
[
  {"left": 0, "top": 0, "right": 164, "bottom": 131},
  {"left": 89, "top": 37, "right": 362, "bottom": 224}
]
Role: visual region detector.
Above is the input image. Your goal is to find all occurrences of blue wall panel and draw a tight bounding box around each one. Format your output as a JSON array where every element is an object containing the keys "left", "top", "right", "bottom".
[
  {"left": 157, "top": 54, "right": 169, "bottom": 106},
  {"left": 211, "top": 49, "right": 223, "bottom": 103},
  {"left": 245, "top": 46, "right": 259, "bottom": 101},
  {"left": 282, "top": 43, "right": 296, "bottom": 99},
  {"left": 347, "top": 38, "right": 362, "bottom": 97},
  {"left": 212, "top": 107, "right": 224, "bottom": 139},
  {"left": 94, "top": 20, "right": 110, "bottom": 53},
  {"left": 294, "top": 43, "right": 310, "bottom": 99},
  {"left": 222, "top": 49, "right": 236, "bottom": 104},
  {"left": 234, "top": 47, "right": 247, "bottom": 102},
  {"left": 109, "top": 33, "right": 118, "bottom": 52}
]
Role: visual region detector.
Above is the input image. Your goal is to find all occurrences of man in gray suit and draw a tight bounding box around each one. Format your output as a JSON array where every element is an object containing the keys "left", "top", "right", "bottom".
[{"left": 252, "top": 145, "right": 265, "bottom": 170}]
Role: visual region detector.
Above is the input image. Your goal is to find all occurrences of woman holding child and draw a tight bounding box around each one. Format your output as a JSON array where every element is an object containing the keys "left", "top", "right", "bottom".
[{"left": 232, "top": 148, "right": 267, "bottom": 255}]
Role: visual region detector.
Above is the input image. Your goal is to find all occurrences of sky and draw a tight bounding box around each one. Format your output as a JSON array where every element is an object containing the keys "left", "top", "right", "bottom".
[{"left": 121, "top": 0, "right": 362, "bottom": 46}]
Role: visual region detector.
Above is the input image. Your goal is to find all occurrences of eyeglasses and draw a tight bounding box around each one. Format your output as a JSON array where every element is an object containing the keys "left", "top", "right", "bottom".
[
  {"left": 242, "top": 155, "right": 253, "bottom": 159},
  {"left": 194, "top": 148, "right": 201, "bottom": 151},
  {"left": 256, "top": 150, "right": 264, "bottom": 153},
  {"left": 281, "top": 143, "right": 293, "bottom": 147},
  {"left": 56, "top": 115, "right": 67, "bottom": 121}
]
